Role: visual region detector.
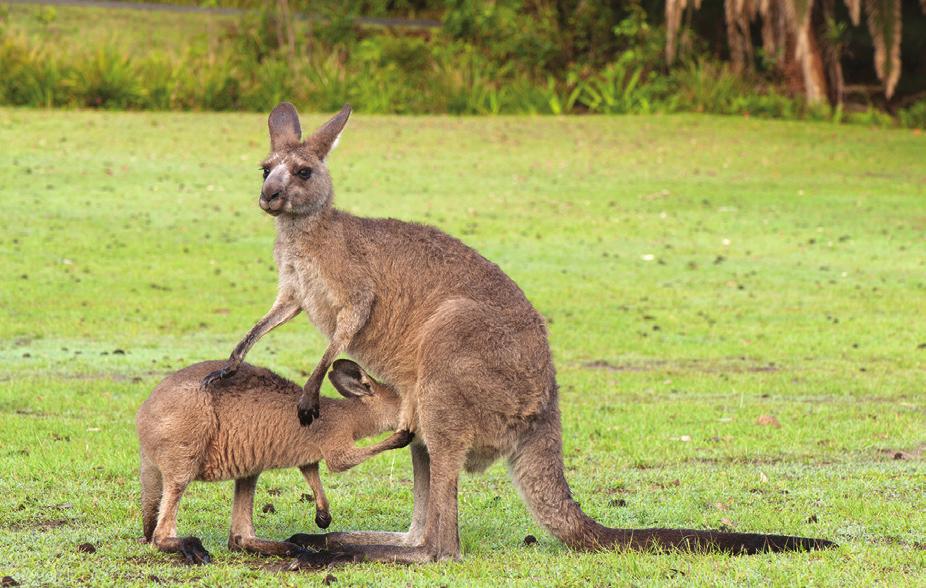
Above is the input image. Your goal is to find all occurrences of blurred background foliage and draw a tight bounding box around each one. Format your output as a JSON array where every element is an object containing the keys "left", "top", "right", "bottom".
[{"left": 0, "top": 0, "right": 924, "bottom": 126}]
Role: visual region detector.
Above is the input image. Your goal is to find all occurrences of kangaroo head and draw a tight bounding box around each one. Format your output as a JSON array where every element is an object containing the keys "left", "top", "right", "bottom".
[{"left": 258, "top": 102, "right": 351, "bottom": 217}]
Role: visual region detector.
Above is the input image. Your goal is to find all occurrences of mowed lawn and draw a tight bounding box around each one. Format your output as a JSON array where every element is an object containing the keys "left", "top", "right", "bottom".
[{"left": 0, "top": 108, "right": 924, "bottom": 586}]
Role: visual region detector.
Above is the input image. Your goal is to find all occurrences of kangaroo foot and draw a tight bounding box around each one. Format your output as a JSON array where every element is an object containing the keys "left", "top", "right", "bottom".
[
  {"left": 179, "top": 537, "right": 211, "bottom": 565},
  {"left": 290, "top": 549, "right": 354, "bottom": 569},
  {"left": 229, "top": 535, "right": 314, "bottom": 558},
  {"left": 286, "top": 533, "right": 329, "bottom": 550}
]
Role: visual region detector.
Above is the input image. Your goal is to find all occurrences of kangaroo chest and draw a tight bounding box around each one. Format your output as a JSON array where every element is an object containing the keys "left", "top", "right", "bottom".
[{"left": 281, "top": 253, "right": 339, "bottom": 338}]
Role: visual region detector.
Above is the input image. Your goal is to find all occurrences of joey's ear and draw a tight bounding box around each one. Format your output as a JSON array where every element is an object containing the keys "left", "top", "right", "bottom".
[
  {"left": 328, "top": 358, "right": 374, "bottom": 398},
  {"left": 307, "top": 104, "right": 351, "bottom": 160},
  {"left": 268, "top": 102, "right": 302, "bottom": 150}
]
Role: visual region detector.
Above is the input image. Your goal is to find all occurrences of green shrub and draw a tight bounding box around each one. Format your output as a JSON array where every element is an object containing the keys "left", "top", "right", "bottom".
[
  {"left": 897, "top": 100, "right": 926, "bottom": 128},
  {"left": 68, "top": 46, "right": 142, "bottom": 109},
  {"left": 0, "top": 2, "right": 912, "bottom": 127},
  {"left": 578, "top": 64, "right": 652, "bottom": 114}
]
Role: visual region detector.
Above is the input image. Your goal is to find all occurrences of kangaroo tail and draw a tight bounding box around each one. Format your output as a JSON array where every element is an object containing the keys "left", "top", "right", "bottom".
[
  {"left": 140, "top": 453, "right": 163, "bottom": 543},
  {"left": 507, "top": 405, "right": 835, "bottom": 554}
]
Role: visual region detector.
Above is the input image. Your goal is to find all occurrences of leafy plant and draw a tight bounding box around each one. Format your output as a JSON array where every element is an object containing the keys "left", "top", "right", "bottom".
[{"left": 897, "top": 100, "right": 926, "bottom": 128}]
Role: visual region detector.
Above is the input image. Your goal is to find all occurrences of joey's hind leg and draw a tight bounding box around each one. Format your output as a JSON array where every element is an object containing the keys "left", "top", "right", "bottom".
[
  {"left": 151, "top": 478, "right": 211, "bottom": 565},
  {"left": 140, "top": 456, "right": 162, "bottom": 543},
  {"left": 292, "top": 434, "right": 467, "bottom": 564},
  {"left": 289, "top": 433, "right": 414, "bottom": 545},
  {"left": 324, "top": 430, "right": 415, "bottom": 473},
  {"left": 227, "top": 475, "right": 309, "bottom": 558},
  {"left": 299, "top": 464, "right": 331, "bottom": 529},
  {"left": 287, "top": 441, "right": 428, "bottom": 551},
  {"left": 293, "top": 389, "right": 470, "bottom": 564}
]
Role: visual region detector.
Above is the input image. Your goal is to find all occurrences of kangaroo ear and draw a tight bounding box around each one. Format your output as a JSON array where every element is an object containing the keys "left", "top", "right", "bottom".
[
  {"left": 307, "top": 104, "right": 351, "bottom": 160},
  {"left": 268, "top": 102, "right": 302, "bottom": 150},
  {"left": 328, "top": 359, "right": 374, "bottom": 398}
]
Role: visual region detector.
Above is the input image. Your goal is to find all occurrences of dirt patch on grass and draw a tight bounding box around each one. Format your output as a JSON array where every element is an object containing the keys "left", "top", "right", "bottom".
[
  {"left": 581, "top": 358, "right": 781, "bottom": 374},
  {"left": 872, "top": 535, "right": 926, "bottom": 550},
  {"left": 878, "top": 444, "right": 925, "bottom": 461},
  {"left": 10, "top": 518, "right": 71, "bottom": 531},
  {"left": 0, "top": 370, "right": 166, "bottom": 384}
]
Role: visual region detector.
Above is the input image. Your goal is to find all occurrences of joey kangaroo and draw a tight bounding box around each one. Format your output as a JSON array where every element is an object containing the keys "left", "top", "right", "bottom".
[
  {"left": 137, "top": 359, "right": 409, "bottom": 564},
  {"left": 206, "top": 103, "right": 834, "bottom": 563}
]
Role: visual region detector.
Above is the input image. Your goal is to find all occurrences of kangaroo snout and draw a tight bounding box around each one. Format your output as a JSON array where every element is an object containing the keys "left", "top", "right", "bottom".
[
  {"left": 258, "top": 194, "right": 285, "bottom": 215},
  {"left": 260, "top": 171, "right": 287, "bottom": 214}
]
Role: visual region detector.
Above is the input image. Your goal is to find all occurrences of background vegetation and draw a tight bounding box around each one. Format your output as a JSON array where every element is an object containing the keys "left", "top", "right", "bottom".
[
  {"left": 1, "top": 108, "right": 924, "bottom": 586},
  {"left": 1, "top": 0, "right": 925, "bottom": 126}
]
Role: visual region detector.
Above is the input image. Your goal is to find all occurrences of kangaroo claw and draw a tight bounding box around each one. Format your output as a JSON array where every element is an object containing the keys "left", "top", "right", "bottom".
[
  {"left": 315, "top": 509, "right": 332, "bottom": 529},
  {"left": 297, "top": 400, "right": 320, "bottom": 426},
  {"left": 202, "top": 365, "right": 236, "bottom": 388}
]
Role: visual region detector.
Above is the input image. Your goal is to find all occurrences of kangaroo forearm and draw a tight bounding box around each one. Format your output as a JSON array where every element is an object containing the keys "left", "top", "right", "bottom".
[
  {"left": 306, "top": 340, "right": 346, "bottom": 383},
  {"left": 229, "top": 299, "right": 301, "bottom": 364},
  {"left": 304, "top": 297, "right": 373, "bottom": 390}
]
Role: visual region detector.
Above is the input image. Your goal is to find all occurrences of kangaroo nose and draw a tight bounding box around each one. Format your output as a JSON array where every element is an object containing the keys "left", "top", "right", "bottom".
[{"left": 261, "top": 180, "right": 282, "bottom": 201}]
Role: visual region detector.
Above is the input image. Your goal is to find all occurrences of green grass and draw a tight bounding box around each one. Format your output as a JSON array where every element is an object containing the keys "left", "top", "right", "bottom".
[{"left": 1, "top": 108, "right": 925, "bottom": 586}]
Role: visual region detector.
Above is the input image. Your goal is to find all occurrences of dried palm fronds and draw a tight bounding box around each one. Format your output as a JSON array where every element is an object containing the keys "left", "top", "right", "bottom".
[
  {"left": 665, "top": 0, "right": 703, "bottom": 64},
  {"left": 865, "top": 0, "right": 902, "bottom": 99}
]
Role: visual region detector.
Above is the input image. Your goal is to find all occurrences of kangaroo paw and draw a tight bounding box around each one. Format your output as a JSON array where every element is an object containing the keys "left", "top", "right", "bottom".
[
  {"left": 315, "top": 509, "right": 332, "bottom": 529},
  {"left": 180, "top": 537, "right": 211, "bottom": 565},
  {"left": 297, "top": 397, "right": 320, "bottom": 426},
  {"left": 202, "top": 365, "right": 237, "bottom": 388}
]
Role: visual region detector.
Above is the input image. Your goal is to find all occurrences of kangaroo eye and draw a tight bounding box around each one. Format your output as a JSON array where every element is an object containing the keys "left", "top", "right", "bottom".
[
  {"left": 297, "top": 168, "right": 312, "bottom": 180},
  {"left": 261, "top": 167, "right": 270, "bottom": 180}
]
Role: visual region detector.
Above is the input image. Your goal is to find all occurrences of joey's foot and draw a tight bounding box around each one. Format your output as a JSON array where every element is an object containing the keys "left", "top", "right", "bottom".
[
  {"left": 202, "top": 365, "right": 237, "bottom": 388},
  {"left": 393, "top": 430, "right": 414, "bottom": 449},
  {"left": 315, "top": 509, "right": 332, "bottom": 529},
  {"left": 228, "top": 535, "right": 312, "bottom": 558},
  {"left": 285, "top": 533, "right": 329, "bottom": 550},
  {"left": 179, "top": 537, "right": 211, "bottom": 565},
  {"left": 297, "top": 396, "right": 320, "bottom": 426}
]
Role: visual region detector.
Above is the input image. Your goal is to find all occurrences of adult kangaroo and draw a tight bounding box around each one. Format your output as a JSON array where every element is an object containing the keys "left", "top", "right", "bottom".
[{"left": 206, "top": 103, "right": 835, "bottom": 563}]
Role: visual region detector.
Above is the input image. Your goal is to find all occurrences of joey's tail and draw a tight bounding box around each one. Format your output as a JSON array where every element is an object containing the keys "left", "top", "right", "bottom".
[{"left": 508, "top": 406, "right": 835, "bottom": 554}]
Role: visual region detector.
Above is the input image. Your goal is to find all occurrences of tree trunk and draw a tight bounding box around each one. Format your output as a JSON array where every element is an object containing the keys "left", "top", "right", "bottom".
[{"left": 794, "top": 13, "right": 829, "bottom": 103}]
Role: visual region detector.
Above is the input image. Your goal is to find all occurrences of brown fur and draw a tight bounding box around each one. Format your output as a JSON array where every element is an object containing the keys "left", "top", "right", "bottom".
[
  {"left": 137, "top": 359, "right": 408, "bottom": 563},
  {"left": 207, "top": 103, "right": 835, "bottom": 564}
]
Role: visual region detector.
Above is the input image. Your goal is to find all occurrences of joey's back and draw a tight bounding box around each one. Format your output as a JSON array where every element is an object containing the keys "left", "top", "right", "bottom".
[{"left": 139, "top": 361, "right": 400, "bottom": 482}]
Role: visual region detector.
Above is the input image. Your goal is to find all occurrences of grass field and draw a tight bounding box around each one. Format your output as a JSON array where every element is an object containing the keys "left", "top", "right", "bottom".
[
  {"left": 5, "top": 2, "right": 234, "bottom": 56},
  {"left": 0, "top": 108, "right": 924, "bottom": 586}
]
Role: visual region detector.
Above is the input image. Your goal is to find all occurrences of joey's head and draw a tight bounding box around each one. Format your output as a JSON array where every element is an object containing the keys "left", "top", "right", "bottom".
[
  {"left": 258, "top": 102, "right": 351, "bottom": 217},
  {"left": 328, "top": 359, "right": 401, "bottom": 427}
]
